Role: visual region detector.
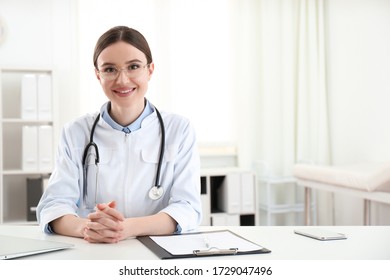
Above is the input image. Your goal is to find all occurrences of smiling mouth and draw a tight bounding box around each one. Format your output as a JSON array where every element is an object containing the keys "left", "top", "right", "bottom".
[{"left": 113, "top": 88, "right": 135, "bottom": 96}]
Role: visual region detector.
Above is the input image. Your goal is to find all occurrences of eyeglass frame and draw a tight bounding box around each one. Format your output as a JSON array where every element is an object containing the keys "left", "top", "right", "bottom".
[{"left": 96, "top": 63, "right": 150, "bottom": 81}]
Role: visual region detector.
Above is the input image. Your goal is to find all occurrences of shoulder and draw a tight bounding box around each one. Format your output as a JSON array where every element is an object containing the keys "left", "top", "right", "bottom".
[
  {"left": 160, "top": 111, "right": 190, "bottom": 126},
  {"left": 63, "top": 112, "right": 98, "bottom": 132},
  {"left": 158, "top": 111, "right": 197, "bottom": 142},
  {"left": 60, "top": 112, "right": 99, "bottom": 147},
  {"left": 160, "top": 111, "right": 195, "bottom": 133}
]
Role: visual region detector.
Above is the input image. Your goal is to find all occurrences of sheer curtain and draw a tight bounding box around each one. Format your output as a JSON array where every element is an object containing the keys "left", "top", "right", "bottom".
[
  {"left": 258, "top": 0, "right": 332, "bottom": 223},
  {"left": 259, "top": 0, "right": 330, "bottom": 174}
]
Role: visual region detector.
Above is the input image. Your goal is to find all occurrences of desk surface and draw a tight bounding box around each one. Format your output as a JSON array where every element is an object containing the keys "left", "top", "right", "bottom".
[{"left": 0, "top": 225, "right": 389, "bottom": 260}]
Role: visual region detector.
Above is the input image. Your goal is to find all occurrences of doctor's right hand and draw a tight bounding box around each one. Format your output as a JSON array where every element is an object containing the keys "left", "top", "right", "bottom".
[{"left": 84, "top": 201, "right": 126, "bottom": 243}]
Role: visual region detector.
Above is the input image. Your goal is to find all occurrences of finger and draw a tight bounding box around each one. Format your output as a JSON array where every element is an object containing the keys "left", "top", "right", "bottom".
[
  {"left": 84, "top": 228, "right": 121, "bottom": 243},
  {"left": 87, "top": 210, "right": 124, "bottom": 229},
  {"left": 107, "top": 200, "right": 116, "bottom": 208},
  {"left": 85, "top": 227, "right": 121, "bottom": 239},
  {"left": 84, "top": 233, "right": 119, "bottom": 244},
  {"left": 88, "top": 210, "right": 111, "bottom": 221},
  {"left": 96, "top": 204, "right": 125, "bottom": 221},
  {"left": 86, "top": 221, "right": 109, "bottom": 231},
  {"left": 96, "top": 201, "right": 115, "bottom": 210},
  {"left": 87, "top": 219, "right": 124, "bottom": 232},
  {"left": 86, "top": 237, "right": 119, "bottom": 244}
]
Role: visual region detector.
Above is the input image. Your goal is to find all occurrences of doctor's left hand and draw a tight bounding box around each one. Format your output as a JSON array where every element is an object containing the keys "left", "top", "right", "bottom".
[{"left": 84, "top": 201, "right": 126, "bottom": 243}]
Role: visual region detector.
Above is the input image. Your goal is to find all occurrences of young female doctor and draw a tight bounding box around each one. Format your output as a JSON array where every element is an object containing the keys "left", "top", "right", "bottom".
[{"left": 36, "top": 26, "right": 202, "bottom": 243}]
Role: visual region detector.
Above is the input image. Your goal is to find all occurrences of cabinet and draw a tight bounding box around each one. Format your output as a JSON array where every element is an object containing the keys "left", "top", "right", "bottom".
[
  {"left": 200, "top": 168, "right": 258, "bottom": 226},
  {"left": 0, "top": 68, "right": 57, "bottom": 224}
]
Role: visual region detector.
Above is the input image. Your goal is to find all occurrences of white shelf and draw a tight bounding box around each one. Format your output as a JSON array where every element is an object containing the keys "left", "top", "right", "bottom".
[
  {"left": 2, "top": 170, "right": 52, "bottom": 175},
  {"left": 258, "top": 203, "right": 304, "bottom": 212},
  {"left": 200, "top": 168, "right": 258, "bottom": 226},
  {"left": 1, "top": 118, "right": 53, "bottom": 124},
  {"left": 251, "top": 160, "right": 313, "bottom": 226},
  {"left": 257, "top": 176, "right": 317, "bottom": 226},
  {"left": 0, "top": 68, "right": 57, "bottom": 224}
]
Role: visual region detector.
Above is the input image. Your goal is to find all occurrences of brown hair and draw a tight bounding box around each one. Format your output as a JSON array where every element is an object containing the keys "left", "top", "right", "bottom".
[{"left": 93, "top": 26, "right": 153, "bottom": 69}]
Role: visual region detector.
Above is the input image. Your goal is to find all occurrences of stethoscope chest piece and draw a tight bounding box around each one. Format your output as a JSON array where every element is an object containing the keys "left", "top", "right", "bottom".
[{"left": 149, "top": 186, "right": 164, "bottom": 200}]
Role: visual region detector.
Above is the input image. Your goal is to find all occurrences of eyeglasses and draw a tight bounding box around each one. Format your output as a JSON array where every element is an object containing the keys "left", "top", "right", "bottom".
[{"left": 97, "top": 63, "right": 149, "bottom": 81}]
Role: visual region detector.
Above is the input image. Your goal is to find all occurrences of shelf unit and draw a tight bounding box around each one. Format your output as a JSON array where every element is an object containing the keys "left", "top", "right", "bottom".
[
  {"left": 0, "top": 67, "right": 57, "bottom": 224},
  {"left": 200, "top": 168, "right": 258, "bottom": 226},
  {"left": 253, "top": 161, "right": 317, "bottom": 226}
]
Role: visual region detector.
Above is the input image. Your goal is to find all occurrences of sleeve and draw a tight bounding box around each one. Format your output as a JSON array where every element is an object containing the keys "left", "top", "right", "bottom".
[
  {"left": 36, "top": 125, "right": 83, "bottom": 233},
  {"left": 159, "top": 119, "right": 202, "bottom": 232}
]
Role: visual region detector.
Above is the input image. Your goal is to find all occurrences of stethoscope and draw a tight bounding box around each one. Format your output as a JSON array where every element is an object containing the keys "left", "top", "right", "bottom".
[{"left": 81, "top": 107, "right": 165, "bottom": 209}]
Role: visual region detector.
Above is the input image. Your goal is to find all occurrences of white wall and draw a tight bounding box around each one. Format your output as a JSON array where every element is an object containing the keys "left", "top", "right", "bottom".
[
  {"left": 0, "top": 0, "right": 79, "bottom": 134},
  {"left": 326, "top": 0, "right": 390, "bottom": 225},
  {"left": 0, "top": 0, "right": 53, "bottom": 68}
]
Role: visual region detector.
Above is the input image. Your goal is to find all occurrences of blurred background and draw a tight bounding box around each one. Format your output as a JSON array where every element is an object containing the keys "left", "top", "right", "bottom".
[{"left": 1, "top": 0, "right": 390, "bottom": 226}]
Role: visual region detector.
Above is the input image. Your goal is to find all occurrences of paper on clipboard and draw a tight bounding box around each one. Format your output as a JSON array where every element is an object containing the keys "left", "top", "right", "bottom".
[{"left": 150, "top": 230, "right": 265, "bottom": 255}]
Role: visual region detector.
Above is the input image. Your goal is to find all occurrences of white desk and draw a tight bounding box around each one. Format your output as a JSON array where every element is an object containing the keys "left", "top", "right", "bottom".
[{"left": 0, "top": 225, "right": 389, "bottom": 260}]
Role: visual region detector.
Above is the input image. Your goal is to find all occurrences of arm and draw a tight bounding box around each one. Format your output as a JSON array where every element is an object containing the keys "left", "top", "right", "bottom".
[
  {"left": 123, "top": 212, "right": 177, "bottom": 237},
  {"left": 37, "top": 123, "right": 87, "bottom": 234},
  {"left": 50, "top": 215, "right": 89, "bottom": 238},
  {"left": 160, "top": 118, "right": 202, "bottom": 231}
]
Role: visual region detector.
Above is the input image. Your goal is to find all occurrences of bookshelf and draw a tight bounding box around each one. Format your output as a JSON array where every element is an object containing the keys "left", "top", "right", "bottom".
[
  {"left": 0, "top": 67, "right": 58, "bottom": 224},
  {"left": 200, "top": 168, "right": 258, "bottom": 226}
]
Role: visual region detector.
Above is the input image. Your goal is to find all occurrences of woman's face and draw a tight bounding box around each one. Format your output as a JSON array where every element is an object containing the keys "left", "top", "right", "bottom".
[{"left": 95, "top": 41, "right": 154, "bottom": 111}]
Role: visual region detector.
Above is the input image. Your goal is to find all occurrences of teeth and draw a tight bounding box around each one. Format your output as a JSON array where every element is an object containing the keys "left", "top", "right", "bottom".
[{"left": 116, "top": 89, "right": 133, "bottom": 94}]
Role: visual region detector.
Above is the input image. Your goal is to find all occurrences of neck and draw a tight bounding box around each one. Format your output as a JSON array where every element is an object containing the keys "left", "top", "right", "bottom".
[{"left": 109, "top": 101, "right": 145, "bottom": 127}]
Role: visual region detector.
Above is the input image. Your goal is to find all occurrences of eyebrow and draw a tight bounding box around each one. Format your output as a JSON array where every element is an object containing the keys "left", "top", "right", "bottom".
[{"left": 98, "top": 59, "right": 144, "bottom": 68}]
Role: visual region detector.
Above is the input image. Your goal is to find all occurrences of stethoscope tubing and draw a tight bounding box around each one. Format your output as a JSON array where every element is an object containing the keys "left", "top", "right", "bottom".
[
  {"left": 154, "top": 107, "right": 165, "bottom": 188},
  {"left": 82, "top": 107, "right": 165, "bottom": 205},
  {"left": 82, "top": 114, "right": 101, "bottom": 165}
]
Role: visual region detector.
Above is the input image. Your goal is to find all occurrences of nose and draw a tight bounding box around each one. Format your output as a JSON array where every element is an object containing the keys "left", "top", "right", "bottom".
[{"left": 116, "top": 69, "right": 130, "bottom": 83}]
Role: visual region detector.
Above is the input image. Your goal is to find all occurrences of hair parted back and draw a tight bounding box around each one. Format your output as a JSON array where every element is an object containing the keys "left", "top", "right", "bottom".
[{"left": 93, "top": 26, "right": 153, "bottom": 69}]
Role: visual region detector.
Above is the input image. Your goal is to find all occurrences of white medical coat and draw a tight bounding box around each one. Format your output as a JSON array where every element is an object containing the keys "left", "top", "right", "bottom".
[{"left": 37, "top": 109, "right": 202, "bottom": 233}]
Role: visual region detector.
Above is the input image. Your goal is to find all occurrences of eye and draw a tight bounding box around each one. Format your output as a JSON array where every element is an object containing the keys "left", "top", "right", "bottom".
[
  {"left": 101, "top": 67, "right": 117, "bottom": 74},
  {"left": 128, "top": 64, "right": 141, "bottom": 71}
]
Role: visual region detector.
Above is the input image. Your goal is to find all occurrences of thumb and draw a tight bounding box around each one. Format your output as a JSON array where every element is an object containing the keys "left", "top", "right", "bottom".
[
  {"left": 96, "top": 200, "right": 116, "bottom": 211},
  {"left": 107, "top": 200, "right": 116, "bottom": 208}
]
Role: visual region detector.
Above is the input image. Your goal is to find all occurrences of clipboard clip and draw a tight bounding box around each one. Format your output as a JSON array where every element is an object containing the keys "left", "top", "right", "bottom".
[{"left": 193, "top": 247, "right": 238, "bottom": 256}]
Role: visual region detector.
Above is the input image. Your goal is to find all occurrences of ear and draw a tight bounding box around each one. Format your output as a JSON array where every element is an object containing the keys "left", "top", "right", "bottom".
[
  {"left": 147, "top": 62, "right": 155, "bottom": 81},
  {"left": 95, "top": 68, "right": 101, "bottom": 81}
]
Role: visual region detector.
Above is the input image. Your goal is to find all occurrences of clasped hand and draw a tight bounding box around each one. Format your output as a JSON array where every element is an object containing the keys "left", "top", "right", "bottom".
[{"left": 84, "top": 201, "right": 125, "bottom": 243}]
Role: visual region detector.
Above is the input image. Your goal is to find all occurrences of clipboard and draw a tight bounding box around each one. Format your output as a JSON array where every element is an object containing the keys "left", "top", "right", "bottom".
[{"left": 137, "top": 230, "right": 271, "bottom": 259}]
